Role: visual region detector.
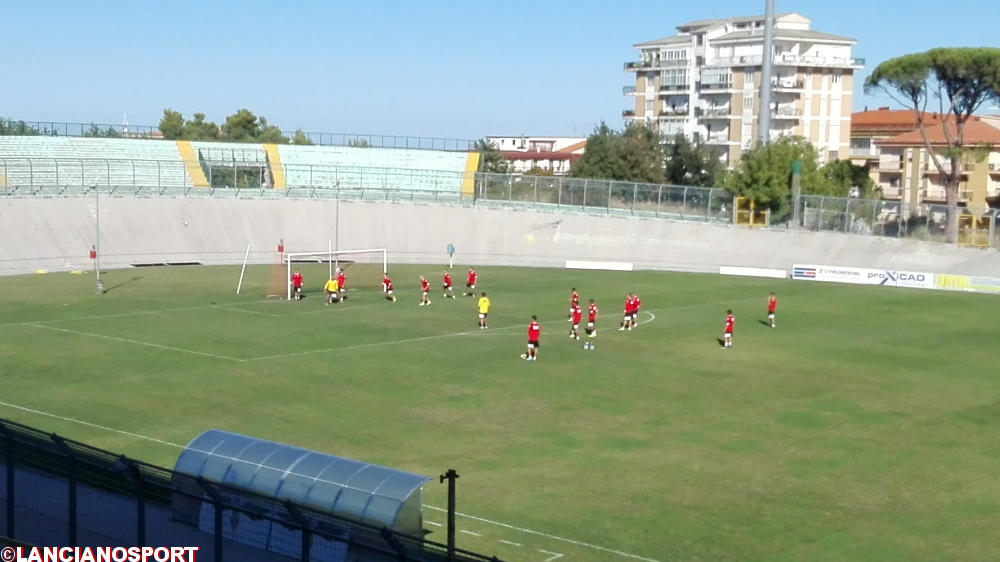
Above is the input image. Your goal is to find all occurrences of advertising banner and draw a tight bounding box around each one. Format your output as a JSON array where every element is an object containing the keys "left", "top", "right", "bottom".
[{"left": 792, "top": 264, "right": 935, "bottom": 289}]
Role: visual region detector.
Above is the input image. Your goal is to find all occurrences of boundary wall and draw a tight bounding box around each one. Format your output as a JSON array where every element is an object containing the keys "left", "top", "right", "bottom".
[{"left": 1, "top": 197, "right": 999, "bottom": 278}]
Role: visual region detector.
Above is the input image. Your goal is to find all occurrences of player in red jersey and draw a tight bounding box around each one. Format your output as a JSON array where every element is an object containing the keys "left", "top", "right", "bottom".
[
  {"left": 568, "top": 303, "right": 583, "bottom": 340},
  {"left": 631, "top": 293, "right": 641, "bottom": 328},
  {"left": 767, "top": 293, "right": 777, "bottom": 328},
  {"left": 586, "top": 299, "right": 599, "bottom": 338},
  {"left": 442, "top": 270, "right": 455, "bottom": 299},
  {"left": 567, "top": 288, "right": 579, "bottom": 321},
  {"left": 723, "top": 309, "right": 734, "bottom": 348},
  {"left": 291, "top": 269, "right": 304, "bottom": 300},
  {"left": 336, "top": 268, "right": 347, "bottom": 301},
  {"left": 463, "top": 268, "right": 478, "bottom": 297},
  {"left": 382, "top": 274, "right": 397, "bottom": 302},
  {"left": 619, "top": 293, "right": 634, "bottom": 331},
  {"left": 419, "top": 276, "right": 431, "bottom": 306},
  {"left": 525, "top": 315, "right": 541, "bottom": 361}
]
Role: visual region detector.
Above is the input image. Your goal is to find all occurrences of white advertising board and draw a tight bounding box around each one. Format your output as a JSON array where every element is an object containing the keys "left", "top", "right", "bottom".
[
  {"left": 565, "top": 260, "right": 634, "bottom": 271},
  {"left": 719, "top": 266, "right": 787, "bottom": 279},
  {"left": 792, "top": 264, "right": 934, "bottom": 289}
]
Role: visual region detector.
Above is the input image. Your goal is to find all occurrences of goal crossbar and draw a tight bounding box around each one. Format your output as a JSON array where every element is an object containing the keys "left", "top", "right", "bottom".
[{"left": 285, "top": 248, "right": 387, "bottom": 300}]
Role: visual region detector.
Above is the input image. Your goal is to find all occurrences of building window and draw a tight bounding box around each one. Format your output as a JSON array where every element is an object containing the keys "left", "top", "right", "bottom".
[
  {"left": 850, "top": 137, "right": 871, "bottom": 149},
  {"left": 660, "top": 49, "right": 687, "bottom": 61},
  {"left": 832, "top": 72, "right": 841, "bottom": 83},
  {"left": 745, "top": 68, "right": 755, "bottom": 85},
  {"left": 828, "top": 150, "right": 839, "bottom": 162},
  {"left": 660, "top": 68, "right": 688, "bottom": 88}
]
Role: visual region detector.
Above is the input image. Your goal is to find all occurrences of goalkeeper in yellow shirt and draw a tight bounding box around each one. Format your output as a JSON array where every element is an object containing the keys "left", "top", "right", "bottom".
[{"left": 477, "top": 292, "right": 490, "bottom": 330}]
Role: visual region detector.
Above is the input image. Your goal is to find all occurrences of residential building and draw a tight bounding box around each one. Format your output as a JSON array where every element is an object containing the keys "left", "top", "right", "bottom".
[
  {"left": 486, "top": 136, "right": 586, "bottom": 175},
  {"left": 875, "top": 117, "right": 1000, "bottom": 210},
  {"left": 625, "top": 12, "right": 862, "bottom": 167}
]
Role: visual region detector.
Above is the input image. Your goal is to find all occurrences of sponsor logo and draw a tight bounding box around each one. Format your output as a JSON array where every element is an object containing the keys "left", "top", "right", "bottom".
[
  {"left": 869, "top": 271, "right": 928, "bottom": 285},
  {"left": 792, "top": 267, "right": 816, "bottom": 279}
]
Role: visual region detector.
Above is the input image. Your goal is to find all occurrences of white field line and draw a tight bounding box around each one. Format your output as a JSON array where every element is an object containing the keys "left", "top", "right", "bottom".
[
  {"left": 498, "top": 540, "right": 522, "bottom": 547},
  {"left": 210, "top": 304, "right": 281, "bottom": 317},
  {"left": 0, "top": 300, "right": 276, "bottom": 328},
  {"left": 25, "top": 323, "right": 245, "bottom": 363},
  {"left": 538, "top": 549, "right": 565, "bottom": 561},
  {"left": 423, "top": 506, "right": 662, "bottom": 562},
  {"left": 460, "top": 530, "right": 483, "bottom": 537},
  {"left": 426, "top": 521, "right": 443, "bottom": 527},
  {"left": 0, "top": 399, "right": 661, "bottom": 562}
]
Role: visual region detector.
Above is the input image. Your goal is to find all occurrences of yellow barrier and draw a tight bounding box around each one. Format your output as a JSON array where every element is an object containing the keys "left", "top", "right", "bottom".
[
  {"left": 734, "top": 197, "right": 769, "bottom": 227},
  {"left": 461, "top": 152, "right": 480, "bottom": 197},
  {"left": 263, "top": 144, "right": 286, "bottom": 189},
  {"left": 957, "top": 215, "right": 992, "bottom": 248},
  {"left": 176, "top": 141, "right": 209, "bottom": 187}
]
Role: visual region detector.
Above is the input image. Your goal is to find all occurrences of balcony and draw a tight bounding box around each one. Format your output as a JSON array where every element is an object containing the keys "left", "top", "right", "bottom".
[
  {"left": 772, "top": 78, "right": 804, "bottom": 90},
  {"left": 699, "top": 81, "right": 733, "bottom": 92},
  {"left": 850, "top": 145, "right": 878, "bottom": 158},
  {"left": 706, "top": 54, "right": 864, "bottom": 68},
  {"left": 878, "top": 156, "right": 902, "bottom": 172},
  {"left": 624, "top": 61, "right": 656, "bottom": 72},
  {"left": 623, "top": 85, "right": 636, "bottom": 95},
  {"left": 705, "top": 133, "right": 733, "bottom": 145},
  {"left": 660, "top": 58, "right": 689, "bottom": 67},
  {"left": 880, "top": 186, "right": 902, "bottom": 199},
  {"left": 622, "top": 110, "right": 635, "bottom": 118},
  {"left": 772, "top": 107, "right": 802, "bottom": 119},
  {"left": 701, "top": 107, "right": 732, "bottom": 118},
  {"left": 659, "top": 82, "right": 690, "bottom": 92},
  {"left": 659, "top": 106, "right": 689, "bottom": 116}
]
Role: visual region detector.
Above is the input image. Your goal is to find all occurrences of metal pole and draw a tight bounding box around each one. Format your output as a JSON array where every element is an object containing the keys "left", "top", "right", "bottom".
[
  {"left": 440, "top": 469, "right": 459, "bottom": 562},
  {"left": 1, "top": 422, "right": 15, "bottom": 537},
  {"left": 95, "top": 185, "right": 103, "bottom": 293},
  {"left": 758, "top": 0, "right": 776, "bottom": 145}
]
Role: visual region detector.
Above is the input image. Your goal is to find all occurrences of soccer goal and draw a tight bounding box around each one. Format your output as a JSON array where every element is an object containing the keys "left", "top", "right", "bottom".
[{"left": 284, "top": 248, "right": 388, "bottom": 300}]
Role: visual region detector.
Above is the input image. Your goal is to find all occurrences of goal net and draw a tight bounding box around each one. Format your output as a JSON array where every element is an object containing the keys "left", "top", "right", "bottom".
[{"left": 284, "top": 248, "right": 388, "bottom": 300}]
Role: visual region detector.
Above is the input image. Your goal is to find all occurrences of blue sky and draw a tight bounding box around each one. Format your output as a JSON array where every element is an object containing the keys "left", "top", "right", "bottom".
[{"left": 5, "top": 0, "right": 997, "bottom": 139}]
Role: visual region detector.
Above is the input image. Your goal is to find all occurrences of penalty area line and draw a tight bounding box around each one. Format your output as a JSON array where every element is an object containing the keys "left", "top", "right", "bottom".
[
  {"left": 423, "top": 505, "right": 662, "bottom": 562},
  {"left": 0, "top": 400, "right": 187, "bottom": 449},
  {"left": 26, "top": 323, "right": 245, "bottom": 363}
]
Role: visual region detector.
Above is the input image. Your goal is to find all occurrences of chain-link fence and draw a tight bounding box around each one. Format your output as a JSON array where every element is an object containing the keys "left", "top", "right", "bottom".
[{"left": 0, "top": 417, "right": 500, "bottom": 562}]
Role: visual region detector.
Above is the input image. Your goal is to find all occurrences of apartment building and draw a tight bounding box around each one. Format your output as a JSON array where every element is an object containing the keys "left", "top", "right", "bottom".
[
  {"left": 485, "top": 136, "right": 586, "bottom": 175},
  {"left": 625, "top": 12, "right": 862, "bottom": 167},
  {"left": 875, "top": 118, "right": 1000, "bottom": 211}
]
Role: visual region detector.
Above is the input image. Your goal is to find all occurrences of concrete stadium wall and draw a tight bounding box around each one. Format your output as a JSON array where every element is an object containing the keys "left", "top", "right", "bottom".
[{"left": 1, "top": 197, "right": 998, "bottom": 276}]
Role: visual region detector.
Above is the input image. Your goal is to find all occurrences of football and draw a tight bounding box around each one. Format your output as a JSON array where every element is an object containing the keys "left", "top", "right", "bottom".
[{"left": 520, "top": 353, "right": 528, "bottom": 359}]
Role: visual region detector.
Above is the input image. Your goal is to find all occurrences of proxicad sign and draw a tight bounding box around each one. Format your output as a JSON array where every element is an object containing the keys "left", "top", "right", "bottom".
[{"left": 792, "top": 264, "right": 935, "bottom": 289}]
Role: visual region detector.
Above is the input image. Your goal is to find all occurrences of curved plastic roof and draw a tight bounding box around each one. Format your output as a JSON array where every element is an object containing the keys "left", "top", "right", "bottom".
[{"left": 173, "top": 429, "right": 430, "bottom": 530}]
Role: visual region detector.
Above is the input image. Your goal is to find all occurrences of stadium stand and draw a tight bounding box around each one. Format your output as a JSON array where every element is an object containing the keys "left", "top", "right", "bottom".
[
  {"left": 277, "top": 144, "right": 475, "bottom": 195},
  {"left": 0, "top": 137, "right": 193, "bottom": 193}
]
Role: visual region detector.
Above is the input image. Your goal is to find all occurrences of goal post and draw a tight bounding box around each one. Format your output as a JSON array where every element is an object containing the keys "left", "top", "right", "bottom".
[{"left": 284, "top": 248, "right": 388, "bottom": 300}]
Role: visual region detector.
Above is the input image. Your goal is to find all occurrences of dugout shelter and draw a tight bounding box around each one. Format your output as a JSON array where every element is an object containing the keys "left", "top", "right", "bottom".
[{"left": 172, "top": 429, "right": 431, "bottom": 539}]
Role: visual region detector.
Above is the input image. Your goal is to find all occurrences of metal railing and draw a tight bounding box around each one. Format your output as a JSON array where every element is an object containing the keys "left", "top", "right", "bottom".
[
  {"left": 0, "top": 120, "right": 476, "bottom": 151},
  {"left": 0, "top": 417, "right": 500, "bottom": 561}
]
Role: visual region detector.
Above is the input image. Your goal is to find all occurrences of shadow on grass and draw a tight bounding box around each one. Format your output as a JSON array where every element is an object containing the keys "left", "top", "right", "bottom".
[
  {"left": 102, "top": 276, "right": 142, "bottom": 293},
  {"left": 758, "top": 319, "right": 770, "bottom": 327},
  {"left": 716, "top": 337, "right": 726, "bottom": 347}
]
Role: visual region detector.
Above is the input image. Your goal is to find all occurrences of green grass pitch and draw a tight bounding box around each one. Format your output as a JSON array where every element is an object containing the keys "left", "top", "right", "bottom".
[{"left": 1, "top": 263, "right": 998, "bottom": 562}]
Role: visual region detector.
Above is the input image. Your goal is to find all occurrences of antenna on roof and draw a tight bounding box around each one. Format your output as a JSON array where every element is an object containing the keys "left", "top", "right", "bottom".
[{"left": 123, "top": 113, "right": 128, "bottom": 135}]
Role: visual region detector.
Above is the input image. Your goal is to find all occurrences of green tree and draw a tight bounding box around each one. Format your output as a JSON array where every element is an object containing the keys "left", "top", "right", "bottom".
[
  {"left": 292, "top": 129, "right": 313, "bottom": 145},
  {"left": 664, "top": 133, "right": 725, "bottom": 187},
  {"left": 822, "top": 160, "right": 874, "bottom": 198},
  {"left": 617, "top": 122, "right": 664, "bottom": 183},
  {"left": 475, "top": 139, "right": 510, "bottom": 173},
  {"left": 221, "top": 108, "right": 260, "bottom": 142},
  {"left": 158, "top": 109, "right": 184, "bottom": 140},
  {"left": 257, "top": 117, "right": 288, "bottom": 143},
  {"left": 83, "top": 124, "right": 120, "bottom": 138},
  {"left": 727, "top": 136, "right": 832, "bottom": 219},
  {"left": 348, "top": 138, "right": 371, "bottom": 148},
  {"left": 865, "top": 47, "right": 1000, "bottom": 241},
  {"left": 182, "top": 113, "right": 219, "bottom": 140},
  {"left": 571, "top": 123, "right": 623, "bottom": 180}
]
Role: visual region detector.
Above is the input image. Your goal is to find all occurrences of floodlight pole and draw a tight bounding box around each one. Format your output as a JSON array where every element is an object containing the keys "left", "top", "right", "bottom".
[
  {"left": 94, "top": 184, "right": 104, "bottom": 294},
  {"left": 439, "top": 468, "right": 459, "bottom": 561},
  {"left": 758, "top": 0, "right": 776, "bottom": 146}
]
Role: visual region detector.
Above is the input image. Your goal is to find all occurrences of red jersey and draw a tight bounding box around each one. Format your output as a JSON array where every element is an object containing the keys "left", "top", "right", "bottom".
[
  {"left": 570, "top": 305, "right": 582, "bottom": 324},
  {"left": 291, "top": 272, "right": 303, "bottom": 288},
  {"left": 570, "top": 291, "right": 579, "bottom": 305},
  {"left": 634, "top": 295, "right": 641, "bottom": 310},
  {"left": 768, "top": 296, "right": 777, "bottom": 313},
  {"left": 588, "top": 303, "right": 598, "bottom": 322},
  {"left": 528, "top": 321, "right": 541, "bottom": 342},
  {"left": 383, "top": 276, "right": 394, "bottom": 291},
  {"left": 443, "top": 273, "right": 452, "bottom": 287},
  {"left": 420, "top": 279, "right": 430, "bottom": 292},
  {"left": 467, "top": 270, "right": 477, "bottom": 285},
  {"left": 724, "top": 314, "right": 734, "bottom": 333},
  {"left": 336, "top": 272, "right": 346, "bottom": 289},
  {"left": 625, "top": 297, "right": 635, "bottom": 314}
]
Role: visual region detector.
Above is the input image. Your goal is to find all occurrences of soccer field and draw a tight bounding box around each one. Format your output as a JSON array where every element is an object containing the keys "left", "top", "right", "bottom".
[{"left": 1, "top": 264, "right": 998, "bottom": 562}]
